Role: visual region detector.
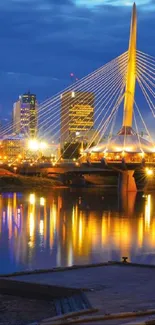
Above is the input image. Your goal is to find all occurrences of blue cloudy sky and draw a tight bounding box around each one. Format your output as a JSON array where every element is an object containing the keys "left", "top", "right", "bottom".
[{"left": 0, "top": 0, "right": 154, "bottom": 122}]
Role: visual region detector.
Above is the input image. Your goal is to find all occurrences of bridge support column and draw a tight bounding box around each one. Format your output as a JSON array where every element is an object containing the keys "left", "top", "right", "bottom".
[{"left": 118, "top": 170, "right": 137, "bottom": 193}]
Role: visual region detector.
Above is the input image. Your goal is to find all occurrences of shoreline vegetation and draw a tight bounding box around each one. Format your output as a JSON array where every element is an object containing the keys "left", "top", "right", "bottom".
[
  {"left": 0, "top": 168, "right": 118, "bottom": 191},
  {"left": 0, "top": 174, "right": 117, "bottom": 190},
  {"left": 0, "top": 172, "right": 64, "bottom": 191}
]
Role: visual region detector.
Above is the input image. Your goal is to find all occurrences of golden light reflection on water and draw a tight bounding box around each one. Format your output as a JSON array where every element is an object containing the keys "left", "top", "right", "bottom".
[
  {"left": 0, "top": 190, "right": 155, "bottom": 273},
  {"left": 145, "top": 194, "right": 151, "bottom": 230},
  {"left": 138, "top": 218, "right": 143, "bottom": 248}
]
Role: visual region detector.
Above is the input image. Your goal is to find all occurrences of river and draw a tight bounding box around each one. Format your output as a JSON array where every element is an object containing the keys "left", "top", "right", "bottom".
[{"left": 0, "top": 188, "right": 154, "bottom": 274}]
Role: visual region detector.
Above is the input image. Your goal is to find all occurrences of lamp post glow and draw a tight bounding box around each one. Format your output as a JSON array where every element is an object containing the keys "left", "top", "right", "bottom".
[
  {"left": 28, "top": 139, "right": 39, "bottom": 151},
  {"left": 28, "top": 139, "right": 48, "bottom": 153},
  {"left": 146, "top": 168, "right": 153, "bottom": 176},
  {"left": 13, "top": 166, "right": 17, "bottom": 173}
]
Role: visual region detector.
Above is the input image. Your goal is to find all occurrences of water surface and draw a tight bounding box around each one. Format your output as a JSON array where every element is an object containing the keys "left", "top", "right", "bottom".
[{"left": 0, "top": 188, "right": 154, "bottom": 274}]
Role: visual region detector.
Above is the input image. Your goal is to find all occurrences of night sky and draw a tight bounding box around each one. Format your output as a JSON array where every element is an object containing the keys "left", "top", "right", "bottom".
[{"left": 0, "top": 0, "right": 154, "bottom": 126}]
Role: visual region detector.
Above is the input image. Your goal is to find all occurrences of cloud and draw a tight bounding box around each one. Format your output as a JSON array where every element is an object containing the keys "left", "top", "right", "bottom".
[
  {"left": 0, "top": 0, "right": 154, "bottom": 120},
  {"left": 75, "top": 0, "right": 152, "bottom": 7}
]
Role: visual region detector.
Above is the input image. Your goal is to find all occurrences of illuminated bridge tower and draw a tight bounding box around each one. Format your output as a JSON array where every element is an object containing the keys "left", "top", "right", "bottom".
[
  {"left": 85, "top": 3, "right": 139, "bottom": 192},
  {"left": 120, "top": 2, "right": 137, "bottom": 135},
  {"left": 118, "top": 2, "right": 138, "bottom": 193}
]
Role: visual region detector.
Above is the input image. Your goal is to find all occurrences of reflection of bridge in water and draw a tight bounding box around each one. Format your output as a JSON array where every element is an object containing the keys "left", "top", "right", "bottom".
[{"left": 0, "top": 190, "right": 155, "bottom": 273}]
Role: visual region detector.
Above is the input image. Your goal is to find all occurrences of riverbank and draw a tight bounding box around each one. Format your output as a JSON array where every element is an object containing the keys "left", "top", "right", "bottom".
[
  {"left": 0, "top": 172, "right": 119, "bottom": 191},
  {"left": 0, "top": 167, "right": 153, "bottom": 192},
  {"left": 2, "top": 262, "right": 155, "bottom": 325},
  {"left": 0, "top": 173, "right": 63, "bottom": 191}
]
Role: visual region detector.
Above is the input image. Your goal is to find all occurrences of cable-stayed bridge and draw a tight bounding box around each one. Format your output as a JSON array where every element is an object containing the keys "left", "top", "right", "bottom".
[{"left": 1, "top": 3, "right": 155, "bottom": 192}]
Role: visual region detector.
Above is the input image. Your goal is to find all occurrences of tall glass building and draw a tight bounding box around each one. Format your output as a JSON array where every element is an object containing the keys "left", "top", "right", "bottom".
[{"left": 13, "top": 92, "right": 38, "bottom": 138}]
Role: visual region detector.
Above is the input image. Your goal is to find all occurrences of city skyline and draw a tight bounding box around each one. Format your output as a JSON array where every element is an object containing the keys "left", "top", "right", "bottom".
[{"left": 0, "top": 1, "right": 154, "bottom": 125}]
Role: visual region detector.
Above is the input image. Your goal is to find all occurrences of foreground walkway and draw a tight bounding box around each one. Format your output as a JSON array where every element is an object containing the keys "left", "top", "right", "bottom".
[{"left": 5, "top": 262, "right": 155, "bottom": 324}]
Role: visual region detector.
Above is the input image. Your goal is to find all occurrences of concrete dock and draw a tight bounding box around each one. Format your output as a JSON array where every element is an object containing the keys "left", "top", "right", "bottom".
[{"left": 2, "top": 262, "right": 155, "bottom": 325}]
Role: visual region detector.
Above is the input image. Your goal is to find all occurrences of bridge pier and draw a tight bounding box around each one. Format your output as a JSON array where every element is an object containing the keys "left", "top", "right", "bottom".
[
  {"left": 118, "top": 191, "right": 137, "bottom": 216},
  {"left": 118, "top": 170, "right": 137, "bottom": 193}
]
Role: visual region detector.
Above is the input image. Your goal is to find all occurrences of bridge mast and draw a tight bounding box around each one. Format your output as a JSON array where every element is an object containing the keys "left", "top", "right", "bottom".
[{"left": 122, "top": 2, "right": 137, "bottom": 129}]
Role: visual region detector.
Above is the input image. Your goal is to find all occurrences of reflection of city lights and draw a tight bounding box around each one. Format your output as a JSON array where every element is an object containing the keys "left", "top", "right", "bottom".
[
  {"left": 121, "top": 221, "right": 130, "bottom": 247},
  {"left": 29, "top": 212, "right": 34, "bottom": 237},
  {"left": 49, "top": 205, "right": 56, "bottom": 249},
  {"left": 29, "top": 194, "right": 35, "bottom": 205},
  {"left": 145, "top": 195, "right": 151, "bottom": 229},
  {"left": 53, "top": 205, "right": 57, "bottom": 230},
  {"left": 72, "top": 207, "right": 75, "bottom": 226},
  {"left": 62, "top": 224, "right": 66, "bottom": 243},
  {"left": 40, "top": 197, "right": 45, "bottom": 206},
  {"left": 101, "top": 217, "right": 108, "bottom": 245},
  {"left": 40, "top": 220, "right": 44, "bottom": 235},
  {"left": 68, "top": 243, "right": 73, "bottom": 266},
  {"left": 2, "top": 190, "right": 155, "bottom": 269},
  {"left": 2, "top": 211, "right": 5, "bottom": 222},
  {"left": 79, "top": 216, "right": 83, "bottom": 247},
  {"left": 138, "top": 218, "right": 143, "bottom": 247}
]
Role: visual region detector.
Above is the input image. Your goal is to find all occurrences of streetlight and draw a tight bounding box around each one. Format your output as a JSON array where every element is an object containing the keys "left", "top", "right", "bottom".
[
  {"left": 13, "top": 166, "right": 17, "bottom": 174},
  {"left": 28, "top": 139, "right": 39, "bottom": 151},
  {"left": 145, "top": 168, "right": 153, "bottom": 176}
]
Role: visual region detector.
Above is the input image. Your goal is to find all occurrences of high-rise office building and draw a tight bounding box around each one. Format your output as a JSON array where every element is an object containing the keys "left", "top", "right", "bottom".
[
  {"left": 60, "top": 91, "right": 94, "bottom": 147},
  {"left": 13, "top": 92, "right": 38, "bottom": 138}
]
